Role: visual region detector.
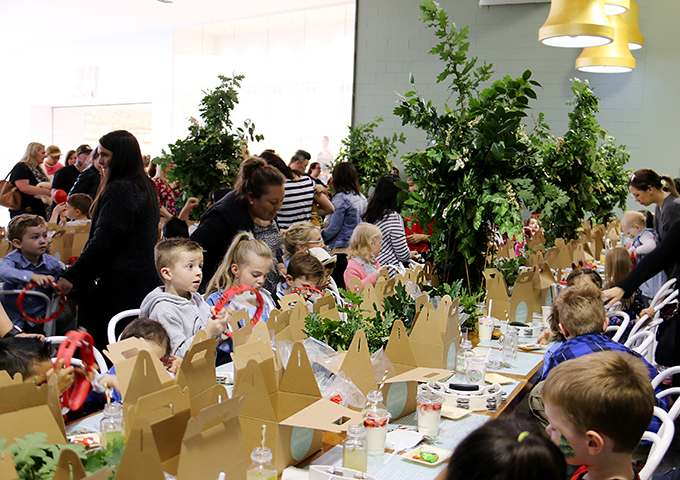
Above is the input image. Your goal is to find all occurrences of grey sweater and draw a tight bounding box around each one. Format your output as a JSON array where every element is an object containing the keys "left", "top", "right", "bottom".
[{"left": 140, "top": 286, "right": 213, "bottom": 358}]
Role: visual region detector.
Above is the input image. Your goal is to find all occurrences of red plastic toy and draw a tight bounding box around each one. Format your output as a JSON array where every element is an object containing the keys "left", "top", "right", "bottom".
[
  {"left": 56, "top": 331, "right": 95, "bottom": 411},
  {"left": 212, "top": 284, "right": 264, "bottom": 336},
  {"left": 54, "top": 189, "right": 67, "bottom": 204},
  {"left": 17, "top": 282, "right": 66, "bottom": 324},
  {"left": 291, "top": 285, "right": 324, "bottom": 297}
]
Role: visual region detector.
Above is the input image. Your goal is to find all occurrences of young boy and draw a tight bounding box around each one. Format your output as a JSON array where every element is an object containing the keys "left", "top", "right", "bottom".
[
  {"left": 49, "top": 193, "right": 92, "bottom": 226},
  {"left": 140, "top": 238, "right": 228, "bottom": 358},
  {"left": 308, "top": 246, "right": 345, "bottom": 307},
  {"left": 0, "top": 336, "right": 76, "bottom": 394},
  {"left": 0, "top": 215, "right": 64, "bottom": 333},
  {"left": 543, "top": 351, "right": 654, "bottom": 480},
  {"left": 275, "top": 251, "right": 325, "bottom": 308}
]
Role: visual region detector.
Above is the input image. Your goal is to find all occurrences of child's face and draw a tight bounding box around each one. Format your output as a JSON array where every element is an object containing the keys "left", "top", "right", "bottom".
[
  {"left": 528, "top": 218, "right": 539, "bottom": 232},
  {"left": 622, "top": 223, "right": 642, "bottom": 237},
  {"left": 66, "top": 204, "right": 81, "bottom": 220},
  {"left": 164, "top": 251, "right": 203, "bottom": 296},
  {"left": 318, "top": 266, "right": 335, "bottom": 289},
  {"left": 27, "top": 359, "right": 54, "bottom": 386},
  {"left": 288, "top": 275, "right": 320, "bottom": 299},
  {"left": 371, "top": 235, "right": 382, "bottom": 257},
  {"left": 545, "top": 402, "right": 594, "bottom": 465},
  {"left": 231, "top": 252, "right": 271, "bottom": 290},
  {"left": 13, "top": 225, "right": 48, "bottom": 261},
  {"left": 147, "top": 340, "right": 168, "bottom": 360}
]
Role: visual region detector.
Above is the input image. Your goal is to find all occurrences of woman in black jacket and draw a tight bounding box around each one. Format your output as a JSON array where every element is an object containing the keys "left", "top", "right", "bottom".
[{"left": 57, "top": 130, "right": 160, "bottom": 348}]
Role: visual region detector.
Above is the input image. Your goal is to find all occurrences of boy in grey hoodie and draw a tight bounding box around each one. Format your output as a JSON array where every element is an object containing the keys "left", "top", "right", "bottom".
[{"left": 140, "top": 238, "right": 229, "bottom": 357}]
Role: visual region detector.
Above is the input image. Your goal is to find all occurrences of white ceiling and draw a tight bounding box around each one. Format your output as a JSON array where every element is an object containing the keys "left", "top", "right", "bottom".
[{"left": 0, "top": 0, "right": 351, "bottom": 50}]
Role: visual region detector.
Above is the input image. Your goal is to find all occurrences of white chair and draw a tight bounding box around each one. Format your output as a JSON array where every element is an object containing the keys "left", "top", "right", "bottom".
[
  {"left": 624, "top": 330, "right": 656, "bottom": 359},
  {"left": 46, "top": 335, "right": 108, "bottom": 374},
  {"left": 604, "top": 310, "right": 630, "bottom": 343},
  {"left": 107, "top": 309, "right": 141, "bottom": 344},
  {"left": 381, "top": 264, "right": 406, "bottom": 277},
  {"left": 628, "top": 287, "right": 678, "bottom": 339},
  {"left": 639, "top": 407, "right": 675, "bottom": 480},
  {"left": 651, "top": 366, "right": 680, "bottom": 421},
  {"left": 0, "top": 289, "right": 59, "bottom": 337}
]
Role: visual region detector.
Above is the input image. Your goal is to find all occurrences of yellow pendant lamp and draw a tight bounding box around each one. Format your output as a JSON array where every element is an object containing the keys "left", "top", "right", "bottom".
[
  {"left": 621, "top": 0, "right": 645, "bottom": 50},
  {"left": 604, "top": 0, "right": 630, "bottom": 16},
  {"left": 576, "top": 14, "right": 635, "bottom": 73},
  {"left": 539, "top": 0, "right": 614, "bottom": 48}
]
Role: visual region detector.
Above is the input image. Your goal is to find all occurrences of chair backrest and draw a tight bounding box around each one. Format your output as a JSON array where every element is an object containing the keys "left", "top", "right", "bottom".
[
  {"left": 624, "top": 330, "right": 656, "bottom": 358},
  {"left": 650, "top": 278, "right": 677, "bottom": 310},
  {"left": 107, "top": 309, "right": 142, "bottom": 345},
  {"left": 0, "top": 290, "right": 56, "bottom": 336},
  {"left": 46, "top": 335, "right": 108, "bottom": 374},
  {"left": 628, "top": 286, "right": 678, "bottom": 339},
  {"left": 639, "top": 407, "right": 675, "bottom": 480},
  {"left": 652, "top": 365, "right": 680, "bottom": 421},
  {"left": 605, "top": 310, "right": 630, "bottom": 343}
]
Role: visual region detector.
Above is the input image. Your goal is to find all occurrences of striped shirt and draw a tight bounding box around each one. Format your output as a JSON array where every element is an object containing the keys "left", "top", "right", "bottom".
[
  {"left": 277, "top": 176, "right": 316, "bottom": 230},
  {"left": 374, "top": 211, "right": 411, "bottom": 269}
]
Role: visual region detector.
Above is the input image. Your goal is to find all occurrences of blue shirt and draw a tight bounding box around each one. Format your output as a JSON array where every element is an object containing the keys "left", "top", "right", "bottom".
[{"left": 0, "top": 250, "right": 64, "bottom": 327}]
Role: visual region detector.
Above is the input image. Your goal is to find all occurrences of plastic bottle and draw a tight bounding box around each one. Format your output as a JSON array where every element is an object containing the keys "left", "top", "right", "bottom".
[
  {"left": 246, "top": 446, "right": 277, "bottom": 480},
  {"left": 343, "top": 424, "right": 368, "bottom": 472},
  {"left": 362, "top": 390, "right": 390, "bottom": 456},
  {"left": 455, "top": 339, "right": 474, "bottom": 375},
  {"left": 99, "top": 402, "right": 125, "bottom": 447},
  {"left": 503, "top": 325, "right": 519, "bottom": 363}
]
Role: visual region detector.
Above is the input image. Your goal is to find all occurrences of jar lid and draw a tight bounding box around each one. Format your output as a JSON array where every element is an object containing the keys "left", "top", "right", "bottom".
[
  {"left": 347, "top": 424, "right": 366, "bottom": 437},
  {"left": 251, "top": 446, "right": 273, "bottom": 463},
  {"left": 103, "top": 402, "right": 123, "bottom": 416},
  {"left": 416, "top": 391, "right": 444, "bottom": 405},
  {"left": 366, "top": 390, "right": 383, "bottom": 403}
]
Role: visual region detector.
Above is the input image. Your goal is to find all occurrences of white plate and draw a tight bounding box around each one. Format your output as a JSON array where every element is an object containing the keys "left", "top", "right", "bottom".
[{"left": 401, "top": 445, "right": 452, "bottom": 467}]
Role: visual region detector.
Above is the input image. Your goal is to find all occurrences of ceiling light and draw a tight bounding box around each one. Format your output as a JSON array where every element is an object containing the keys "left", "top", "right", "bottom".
[
  {"left": 539, "top": 0, "right": 614, "bottom": 48},
  {"left": 621, "top": 0, "right": 645, "bottom": 50},
  {"left": 604, "top": 0, "right": 629, "bottom": 16},
  {"left": 575, "top": 14, "right": 635, "bottom": 73}
]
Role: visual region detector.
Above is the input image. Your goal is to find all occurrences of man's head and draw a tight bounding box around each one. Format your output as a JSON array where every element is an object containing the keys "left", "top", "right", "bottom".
[
  {"left": 7, "top": 214, "right": 48, "bottom": 262},
  {"left": 75, "top": 145, "right": 93, "bottom": 170},
  {"left": 552, "top": 284, "right": 606, "bottom": 339},
  {"left": 543, "top": 351, "right": 654, "bottom": 465},
  {"left": 289, "top": 150, "right": 311, "bottom": 175},
  {"left": 154, "top": 237, "right": 204, "bottom": 296},
  {"left": 45, "top": 145, "right": 61, "bottom": 167}
]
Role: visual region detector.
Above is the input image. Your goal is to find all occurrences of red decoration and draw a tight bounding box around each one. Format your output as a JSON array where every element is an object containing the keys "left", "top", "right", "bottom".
[
  {"left": 56, "top": 331, "right": 94, "bottom": 411},
  {"left": 17, "top": 282, "right": 66, "bottom": 324}
]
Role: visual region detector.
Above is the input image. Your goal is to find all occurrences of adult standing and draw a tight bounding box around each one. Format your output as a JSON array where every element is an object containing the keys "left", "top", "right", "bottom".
[
  {"left": 52, "top": 144, "right": 92, "bottom": 198},
  {"left": 70, "top": 149, "right": 101, "bottom": 199},
  {"left": 64, "top": 150, "right": 77, "bottom": 167},
  {"left": 307, "top": 162, "right": 326, "bottom": 186},
  {"left": 44, "top": 145, "right": 64, "bottom": 178},
  {"left": 152, "top": 164, "right": 180, "bottom": 219},
  {"left": 9, "top": 142, "right": 52, "bottom": 219},
  {"left": 628, "top": 169, "right": 680, "bottom": 241},
  {"left": 364, "top": 174, "right": 412, "bottom": 271},
  {"left": 191, "top": 156, "right": 286, "bottom": 290},
  {"left": 260, "top": 150, "right": 334, "bottom": 230},
  {"left": 322, "top": 162, "right": 367, "bottom": 289},
  {"left": 57, "top": 131, "right": 160, "bottom": 348}
]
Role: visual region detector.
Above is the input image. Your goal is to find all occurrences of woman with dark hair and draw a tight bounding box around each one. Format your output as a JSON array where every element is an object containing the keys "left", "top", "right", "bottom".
[
  {"left": 445, "top": 418, "right": 566, "bottom": 480},
  {"left": 8, "top": 142, "right": 52, "bottom": 219},
  {"left": 191, "top": 156, "right": 286, "bottom": 291},
  {"left": 57, "top": 130, "right": 160, "bottom": 348},
  {"left": 260, "top": 150, "right": 334, "bottom": 231},
  {"left": 363, "top": 174, "right": 412, "bottom": 270},
  {"left": 65, "top": 150, "right": 77, "bottom": 166},
  {"left": 628, "top": 169, "right": 680, "bottom": 241},
  {"left": 322, "top": 162, "right": 367, "bottom": 289},
  {"left": 306, "top": 162, "right": 325, "bottom": 186}
]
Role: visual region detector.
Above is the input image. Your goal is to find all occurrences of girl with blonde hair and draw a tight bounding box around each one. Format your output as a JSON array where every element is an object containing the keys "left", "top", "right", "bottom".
[
  {"left": 344, "top": 223, "right": 382, "bottom": 290},
  {"left": 9, "top": 142, "right": 52, "bottom": 219},
  {"left": 280, "top": 221, "right": 324, "bottom": 259}
]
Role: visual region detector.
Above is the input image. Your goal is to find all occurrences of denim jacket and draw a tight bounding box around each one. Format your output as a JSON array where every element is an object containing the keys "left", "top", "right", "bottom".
[{"left": 322, "top": 192, "right": 368, "bottom": 250}]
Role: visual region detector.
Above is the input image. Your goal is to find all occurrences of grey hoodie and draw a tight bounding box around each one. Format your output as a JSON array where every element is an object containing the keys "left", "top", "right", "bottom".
[{"left": 139, "top": 286, "right": 213, "bottom": 358}]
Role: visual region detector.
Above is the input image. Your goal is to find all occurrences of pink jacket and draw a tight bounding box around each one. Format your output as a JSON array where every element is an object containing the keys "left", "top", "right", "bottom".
[{"left": 344, "top": 258, "right": 381, "bottom": 291}]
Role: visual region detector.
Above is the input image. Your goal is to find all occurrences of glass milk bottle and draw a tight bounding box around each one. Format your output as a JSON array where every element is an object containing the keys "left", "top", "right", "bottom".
[
  {"left": 99, "top": 402, "right": 125, "bottom": 447},
  {"left": 362, "top": 390, "right": 390, "bottom": 456},
  {"left": 503, "top": 325, "right": 519, "bottom": 363},
  {"left": 455, "top": 340, "right": 474, "bottom": 376},
  {"left": 246, "top": 446, "right": 277, "bottom": 480},
  {"left": 343, "top": 424, "right": 368, "bottom": 472}
]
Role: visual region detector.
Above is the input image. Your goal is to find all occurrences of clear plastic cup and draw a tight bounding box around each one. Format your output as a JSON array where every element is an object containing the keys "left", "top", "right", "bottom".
[
  {"left": 416, "top": 392, "right": 444, "bottom": 437},
  {"left": 466, "top": 356, "right": 487, "bottom": 386}
]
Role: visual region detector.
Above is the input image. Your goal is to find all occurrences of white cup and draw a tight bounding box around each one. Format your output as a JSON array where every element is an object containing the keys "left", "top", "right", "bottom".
[{"left": 478, "top": 317, "right": 493, "bottom": 342}]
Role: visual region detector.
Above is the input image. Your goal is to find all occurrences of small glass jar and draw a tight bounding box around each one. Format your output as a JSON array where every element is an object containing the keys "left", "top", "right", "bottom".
[
  {"left": 503, "top": 326, "right": 519, "bottom": 363},
  {"left": 246, "top": 446, "right": 277, "bottom": 480},
  {"left": 343, "top": 424, "right": 368, "bottom": 472},
  {"left": 362, "top": 390, "right": 390, "bottom": 456},
  {"left": 99, "top": 402, "right": 125, "bottom": 447},
  {"left": 455, "top": 340, "right": 474, "bottom": 375}
]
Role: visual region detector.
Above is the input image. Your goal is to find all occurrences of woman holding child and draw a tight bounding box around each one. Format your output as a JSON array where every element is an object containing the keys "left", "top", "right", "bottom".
[
  {"left": 627, "top": 168, "right": 680, "bottom": 241},
  {"left": 57, "top": 130, "right": 160, "bottom": 348}
]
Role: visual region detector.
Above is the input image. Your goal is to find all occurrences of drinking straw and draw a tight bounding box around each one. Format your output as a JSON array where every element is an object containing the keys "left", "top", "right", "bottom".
[
  {"left": 261, "top": 424, "right": 266, "bottom": 448},
  {"left": 488, "top": 299, "right": 493, "bottom": 317},
  {"left": 378, "top": 370, "right": 389, "bottom": 393}
]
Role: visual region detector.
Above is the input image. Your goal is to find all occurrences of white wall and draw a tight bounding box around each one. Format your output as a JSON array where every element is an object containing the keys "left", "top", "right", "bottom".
[{"left": 354, "top": 0, "right": 680, "bottom": 211}]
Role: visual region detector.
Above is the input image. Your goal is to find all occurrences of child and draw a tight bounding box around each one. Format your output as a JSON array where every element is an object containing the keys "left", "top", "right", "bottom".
[
  {"left": 0, "top": 214, "right": 64, "bottom": 333},
  {"left": 604, "top": 247, "right": 645, "bottom": 323},
  {"left": 139, "top": 237, "right": 229, "bottom": 358},
  {"left": 445, "top": 418, "right": 566, "bottom": 480},
  {"left": 621, "top": 210, "right": 666, "bottom": 305},
  {"left": 543, "top": 351, "right": 654, "bottom": 480},
  {"left": 308, "top": 246, "right": 345, "bottom": 308},
  {"left": 0, "top": 336, "right": 76, "bottom": 395},
  {"left": 276, "top": 251, "right": 325, "bottom": 307},
  {"left": 97, "top": 317, "right": 179, "bottom": 403},
  {"left": 344, "top": 222, "right": 382, "bottom": 290},
  {"left": 49, "top": 193, "right": 92, "bottom": 226},
  {"left": 205, "top": 232, "right": 277, "bottom": 324}
]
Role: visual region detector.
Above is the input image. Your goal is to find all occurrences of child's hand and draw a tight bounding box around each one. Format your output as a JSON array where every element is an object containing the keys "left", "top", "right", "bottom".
[
  {"left": 98, "top": 374, "right": 120, "bottom": 391},
  {"left": 30, "top": 274, "right": 55, "bottom": 286},
  {"left": 206, "top": 306, "right": 231, "bottom": 337},
  {"left": 537, "top": 329, "right": 555, "bottom": 345},
  {"left": 165, "top": 355, "right": 182, "bottom": 374},
  {"left": 185, "top": 197, "right": 200, "bottom": 210},
  {"left": 47, "top": 358, "right": 75, "bottom": 394},
  {"left": 639, "top": 306, "right": 655, "bottom": 320}
]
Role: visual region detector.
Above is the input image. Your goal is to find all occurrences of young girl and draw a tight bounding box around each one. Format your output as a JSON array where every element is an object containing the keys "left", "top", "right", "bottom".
[
  {"left": 344, "top": 222, "right": 382, "bottom": 290},
  {"left": 604, "top": 247, "right": 645, "bottom": 324},
  {"left": 205, "top": 232, "right": 277, "bottom": 324}
]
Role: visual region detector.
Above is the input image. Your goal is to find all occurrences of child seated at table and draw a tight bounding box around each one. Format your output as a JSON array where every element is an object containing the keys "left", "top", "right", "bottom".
[
  {"left": 0, "top": 214, "right": 65, "bottom": 334},
  {"left": 97, "top": 317, "right": 180, "bottom": 403},
  {"left": 446, "top": 418, "right": 566, "bottom": 480},
  {"left": 0, "top": 336, "right": 76, "bottom": 395},
  {"left": 308, "top": 246, "right": 345, "bottom": 308},
  {"left": 275, "top": 251, "right": 325, "bottom": 309},
  {"left": 604, "top": 247, "right": 645, "bottom": 327},
  {"left": 139, "top": 237, "right": 229, "bottom": 358},
  {"left": 543, "top": 351, "right": 654, "bottom": 480},
  {"left": 344, "top": 222, "right": 382, "bottom": 290},
  {"left": 49, "top": 193, "right": 92, "bottom": 226}
]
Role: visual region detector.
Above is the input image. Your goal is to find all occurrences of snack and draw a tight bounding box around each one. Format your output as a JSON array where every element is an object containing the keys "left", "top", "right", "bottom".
[{"left": 413, "top": 449, "right": 439, "bottom": 463}]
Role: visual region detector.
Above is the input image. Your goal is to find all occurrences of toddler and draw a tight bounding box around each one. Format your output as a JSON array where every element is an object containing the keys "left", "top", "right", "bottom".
[
  {"left": 446, "top": 418, "right": 566, "bottom": 480},
  {"left": 0, "top": 214, "right": 64, "bottom": 333},
  {"left": 139, "top": 237, "right": 229, "bottom": 358},
  {"left": 344, "top": 222, "right": 382, "bottom": 290},
  {"left": 49, "top": 193, "right": 92, "bottom": 227},
  {"left": 543, "top": 351, "right": 654, "bottom": 480},
  {"left": 621, "top": 210, "right": 666, "bottom": 304},
  {"left": 276, "top": 251, "right": 325, "bottom": 307}
]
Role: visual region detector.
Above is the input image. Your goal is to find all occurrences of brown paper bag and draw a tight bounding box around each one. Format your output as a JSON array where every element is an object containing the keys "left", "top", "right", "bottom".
[{"left": 509, "top": 268, "right": 537, "bottom": 321}]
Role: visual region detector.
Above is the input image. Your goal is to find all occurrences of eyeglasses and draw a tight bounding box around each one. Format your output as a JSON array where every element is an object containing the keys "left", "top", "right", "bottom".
[
  {"left": 50, "top": 155, "right": 61, "bottom": 159},
  {"left": 307, "top": 239, "right": 324, "bottom": 246}
]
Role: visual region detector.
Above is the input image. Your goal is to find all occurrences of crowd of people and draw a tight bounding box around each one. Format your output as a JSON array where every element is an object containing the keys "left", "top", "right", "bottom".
[{"left": 0, "top": 129, "right": 678, "bottom": 480}]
